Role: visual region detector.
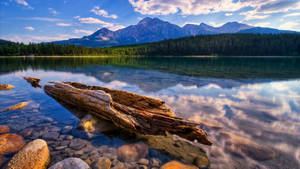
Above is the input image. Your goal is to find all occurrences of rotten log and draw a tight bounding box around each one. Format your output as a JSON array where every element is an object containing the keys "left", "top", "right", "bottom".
[
  {"left": 44, "top": 81, "right": 212, "bottom": 145},
  {"left": 24, "top": 77, "right": 41, "bottom": 88}
]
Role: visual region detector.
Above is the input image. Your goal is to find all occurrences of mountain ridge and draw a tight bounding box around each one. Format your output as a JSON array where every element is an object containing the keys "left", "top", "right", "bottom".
[{"left": 54, "top": 17, "right": 298, "bottom": 47}]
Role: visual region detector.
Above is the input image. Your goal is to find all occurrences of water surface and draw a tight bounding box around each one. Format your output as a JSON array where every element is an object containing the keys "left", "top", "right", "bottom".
[{"left": 0, "top": 56, "right": 300, "bottom": 169}]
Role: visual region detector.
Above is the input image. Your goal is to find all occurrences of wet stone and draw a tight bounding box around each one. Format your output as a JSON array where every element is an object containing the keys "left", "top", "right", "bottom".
[
  {"left": 60, "top": 140, "right": 71, "bottom": 146},
  {"left": 0, "top": 133, "right": 25, "bottom": 155},
  {"left": 0, "top": 126, "right": 9, "bottom": 134},
  {"left": 49, "top": 157, "right": 90, "bottom": 169},
  {"left": 20, "top": 129, "right": 33, "bottom": 137},
  {"left": 91, "top": 157, "right": 112, "bottom": 169},
  {"left": 62, "top": 126, "right": 73, "bottom": 134},
  {"left": 151, "top": 158, "right": 160, "bottom": 167},
  {"left": 138, "top": 158, "right": 149, "bottom": 166},
  {"left": 69, "top": 138, "right": 89, "bottom": 150},
  {"left": 117, "top": 143, "right": 149, "bottom": 162},
  {"left": 55, "top": 146, "right": 68, "bottom": 151},
  {"left": 43, "top": 131, "right": 60, "bottom": 140},
  {"left": 112, "top": 162, "right": 125, "bottom": 169}
]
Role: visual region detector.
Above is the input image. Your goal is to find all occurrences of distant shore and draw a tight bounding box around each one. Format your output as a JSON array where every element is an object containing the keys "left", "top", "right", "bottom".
[{"left": 0, "top": 55, "right": 300, "bottom": 58}]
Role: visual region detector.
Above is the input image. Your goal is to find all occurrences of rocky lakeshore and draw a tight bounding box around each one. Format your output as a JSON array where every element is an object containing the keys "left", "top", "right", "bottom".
[{"left": 0, "top": 82, "right": 209, "bottom": 169}]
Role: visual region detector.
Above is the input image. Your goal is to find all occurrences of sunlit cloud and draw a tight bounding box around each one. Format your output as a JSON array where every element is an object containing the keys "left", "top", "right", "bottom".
[
  {"left": 1, "top": 34, "right": 80, "bottom": 43},
  {"left": 128, "top": 0, "right": 300, "bottom": 16},
  {"left": 91, "top": 6, "right": 118, "bottom": 19},
  {"left": 48, "top": 8, "right": 58, "bottom": 15},
  {"left": 279, "top": 21, "right": 299, "bottom": 30},
  {"left": 284, "top": 12, "right": 300, "bottom": 17},
  {"left": 15, "top": 0, "right": 28, "bottom": 6},
  {"left": 74, "top": 29, "right": 94, "bottom": 35},
  {"left": 254, "top": 22, "right": 271, "bottom": 27},
  {"left": 75, "top": 16, "right": 113, "bottom": 27},
  {"left": 17, "top": 17, "right": 61, "bottom": 22},
  {"left": 24, "top": 26, "right": 34, "bottom": 31},
  {"left": 56, "top": 23, "right": 72, "bottom": 27}
]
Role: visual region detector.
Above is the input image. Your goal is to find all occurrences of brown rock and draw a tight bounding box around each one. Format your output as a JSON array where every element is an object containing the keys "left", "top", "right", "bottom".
[
  {"left": 117, "top": 143, "right": 148, "bottom": 162},
  {"left": 5, "top": 139, "right": 50, "bottom": 169},
  {"left": 0, "top": 134, "right": 25, "bottom": 155},
  {"left": 0, "top": 126, "right": 9, "bottom": 134},
  {"left": 24, "top": 77, "right": 41, "bottom": 88},
  {"left": 160, "top": 161, "right": 198, "bottom": 169},
  {"left": 1, "top": 102, "right": 29, "bottom": 113},
  {"left": 91, "top": 157, "right": 112, "bottom": 169},
  {"left": 20, "top": 129, "right": 33, "bottom": 137},
  {"left": 0, "top": 84, "right": 14, "bottom": 90}
]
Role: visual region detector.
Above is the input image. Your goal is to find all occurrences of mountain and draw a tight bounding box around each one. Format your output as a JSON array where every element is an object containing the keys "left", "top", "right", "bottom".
[
  {"left": 238, "top": 27, "right": 298, "bottom": 34},
  {"left": 0, "top": 39, "right": 15, "bottom": 45},
  {"left": 54, "top": 17, "right": 298, "bottom": 47}
]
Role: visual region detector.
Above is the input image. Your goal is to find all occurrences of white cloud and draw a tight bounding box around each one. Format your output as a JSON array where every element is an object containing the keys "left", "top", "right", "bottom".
[
  {"left": 225, "top": 13, "right": 233, "bottom": 16},
  {"left": 74, "top": 29, "right": 94, "bottom": 35},
  {"left": 48, "top": 8, "right": 58, "bottom": 15},
  {"left": 284, "top": 12, "right": 300, "bottom": 17},
  {"left": 128, "top": 0, "right": 300, "bottom": 16},
  {"left": 2, "top": 34, "right": 80, "bottom": 43},
  {"left": 56, "top": 23, "right": 71, "bottom": 27},
  {"left": 279, "top": 21, "right": 299, "bottom": 30},
  {"left": 109, "top": 25, "right": 126, "bottom": 31},
  {"left": 74, "top": 16, "right": 124, "bottom": 30},
  {"left": 254, "top": 22, "right": 270, "bottom": 27},
  {"left": 18, "top": 17, "right": 61, "bottom": 22},
  {"left": 91, "top": 6, "right": 118, "bottom": 19},
  {"left": 15, "top": 0, "right": 28, "bottom": 6},
  {"left": 75, "top": 16, "right": 113, "bottom": 27},
  {"left": 24, "top": 26, "right": 34, "bottom": 31},
  {"left": 240, "top": 10, "right": 270, "bottom": 21}
]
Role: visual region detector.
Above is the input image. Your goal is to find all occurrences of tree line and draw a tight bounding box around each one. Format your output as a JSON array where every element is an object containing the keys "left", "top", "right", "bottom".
[{"left": 1, "top": 34, "right": 300, "bottom": 56}]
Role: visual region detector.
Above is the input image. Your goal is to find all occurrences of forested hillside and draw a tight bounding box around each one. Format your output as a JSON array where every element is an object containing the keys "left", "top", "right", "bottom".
[{"left": 1, "top": 34, "right": 300, "bottom": 56}]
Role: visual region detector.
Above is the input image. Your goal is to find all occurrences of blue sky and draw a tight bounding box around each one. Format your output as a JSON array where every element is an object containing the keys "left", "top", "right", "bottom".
[{"left": 1, "top": 0, "right": 300, "bottom": 43}]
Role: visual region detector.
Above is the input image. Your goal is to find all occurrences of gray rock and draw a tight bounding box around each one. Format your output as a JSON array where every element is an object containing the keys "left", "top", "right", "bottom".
[
  {"left": 49, "top": 157, "right": 90, "bottom": 169},
  {"left": 69, "top": 138, "right": 89, "bottom": 150},
  {"left": 62, "top": 126, "right": 73, "bottom": 134},
  {"left": 138, "top": 158, "right": 149, "bottom": 165},
  {"left": 150, "top": 158, "right": 160, "bottom": 167},
  {"left": 43, "top": 132, "right": 60, "bottom": 140}
]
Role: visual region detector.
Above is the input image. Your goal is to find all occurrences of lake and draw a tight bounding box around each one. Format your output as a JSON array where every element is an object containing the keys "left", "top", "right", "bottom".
[{"left": 0, "top": 56, "right": 300, "bottom": 169}]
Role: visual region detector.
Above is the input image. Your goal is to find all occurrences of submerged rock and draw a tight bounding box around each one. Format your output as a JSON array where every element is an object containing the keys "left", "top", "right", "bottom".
[
  {"left": 0, "top": 134, "right": 25, "bottom": 155},
  {"left": 0, "top": 102, "right": 29, "bottom": 113},
  {"left": 0, "top": 126, "right": 10, "bottom": 134},
  {"left": 140, "top": 132, "right": 209, "bottom": 168},
  {"left": 79, "top": 114, "right": 117, "bottom": 133},
  {"left": 91, "top": 157, "right": 112, "bottom": 169},
  {"left": 48, "top": 157, "right": 89, "bottom": 169},
  {"left": 6, "top": 139, "right": 50, "bottom": 169},
  {"left": 160, "top": 161, "right": 198, "bottom": 169},
  {"left": 117, "top": 142, "right": 148, "bottom": 162},
  {"left": 69, "top": 138, "right": 89, "bottom": 150},
  {"left": 0, "top": 84, "right": 14, "bottom": 90}
]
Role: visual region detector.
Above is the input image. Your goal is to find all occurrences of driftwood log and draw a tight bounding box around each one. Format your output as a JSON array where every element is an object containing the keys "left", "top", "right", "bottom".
[{"left": 44, "top": 81, "right": 212, "bottom": 145}]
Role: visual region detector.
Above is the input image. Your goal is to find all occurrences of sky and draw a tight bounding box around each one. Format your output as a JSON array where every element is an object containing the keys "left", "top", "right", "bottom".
[{"left": 0, "top": 0, "right": 300, "bottom": 43}]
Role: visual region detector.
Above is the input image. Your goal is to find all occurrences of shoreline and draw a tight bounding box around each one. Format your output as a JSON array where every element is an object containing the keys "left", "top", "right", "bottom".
[{"left": 0, "top": 55, "right": 300, "bottom": 58}]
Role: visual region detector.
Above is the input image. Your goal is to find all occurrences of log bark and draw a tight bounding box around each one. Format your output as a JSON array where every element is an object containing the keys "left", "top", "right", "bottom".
[{"left": 44, "top": 81, "right": 212, "bottom": 145}]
